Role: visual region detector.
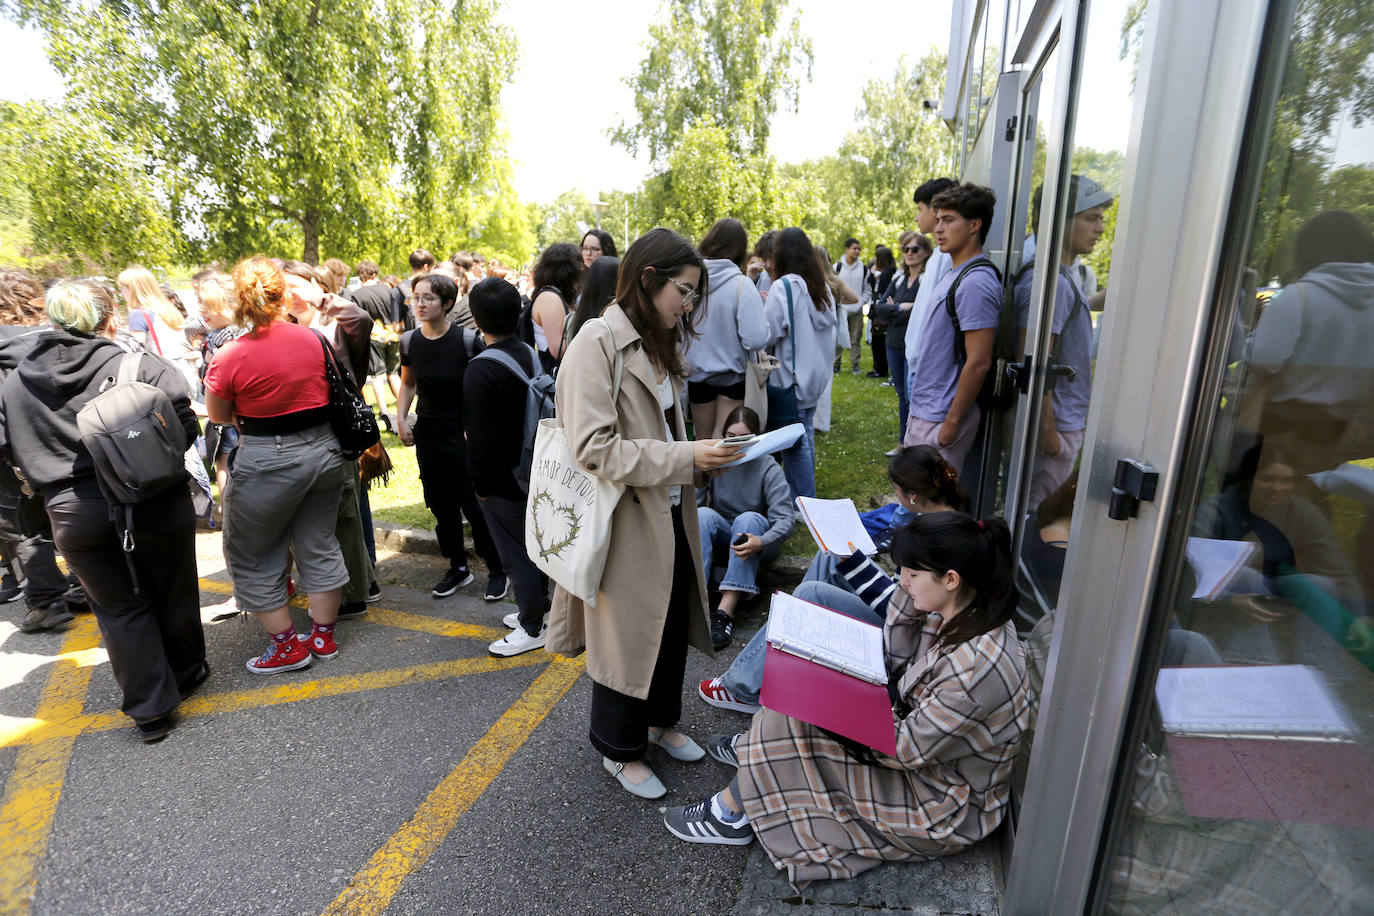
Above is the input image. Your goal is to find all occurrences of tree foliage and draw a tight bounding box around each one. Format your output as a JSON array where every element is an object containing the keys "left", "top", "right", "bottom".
[
  {"left": 7, "top": 0, "right": 526, "bottom": 270},
  {"left": 1, "top": 101, "right": 176, "bottom": 271},
  {"left": 781, "top": 51, "right": 958, "bottom": 254},
  {"left": 612, "top": 0, "right": 812, "bottom": 164}
]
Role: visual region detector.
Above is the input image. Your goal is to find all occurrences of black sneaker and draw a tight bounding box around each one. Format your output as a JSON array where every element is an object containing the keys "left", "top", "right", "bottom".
[
  {"left": 366, "top": 581, "right": 382, "bottom": 604},
  {"left": 0, "top": 575, "right": 21, "bottom": 604},
  {"left": 483, "top": 574, "right": 509, "bottom": 602},
  {"left": 136, "top": 716, "right": 173, "bottom": 744},
  {"left": 432, "top": 566, "right": 474, "bottom": 598},
  {"left": 710, "top": 609, "right": 733, "bottom": 650},
  {"left": 662, "top": 797, "right": 754, "bottom": 846},
  {"left": 706, "top": 733, "right": 742, "bottom": 768},
  {"left": 19, "top": 602, "right": 75, "bottom": 633},
  {"left": 866, "top": 370, "right": 882, "bottom": 378},
  {"left": 336, "top": 601, "right": 369, "bottom": 620}
]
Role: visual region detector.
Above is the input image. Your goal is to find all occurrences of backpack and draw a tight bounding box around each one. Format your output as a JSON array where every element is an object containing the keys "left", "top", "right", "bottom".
[
  {"left": 470, "top": 342, "right": 556, "bottom": 494},
  {"left": 76, "top": 351, "right": 190, "bottom": 587},
  {"left": 944, "top": 255, "right": 1019, "bottom": 411}
]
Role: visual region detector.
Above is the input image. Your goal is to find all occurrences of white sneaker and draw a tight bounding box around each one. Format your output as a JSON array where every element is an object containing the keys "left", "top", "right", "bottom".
[
  {"left": 488, "top": 624, "right": 547, "bottom": 657},
  {"left": 502, "top": 611, "right": 520, "bottom": 629}
]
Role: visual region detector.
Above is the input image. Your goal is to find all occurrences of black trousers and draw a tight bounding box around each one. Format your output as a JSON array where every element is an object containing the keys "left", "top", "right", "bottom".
[
  {"left": 480, "top": 494, "right": 548, "bottom": 635},
  {"left": 413, "top": 418, "right": 502, "bottom": 574},
  {"left": 590, "top": 506, "right": 693, "bottom": 762},
  {"left": 0, "top": 488, "right": 76, "bottom": 608},
  {"left": 871, "top": 328, "right": 889, "bottom": 376},
  {"left": 48, "top": 488, "right": 206, "bottom": 724}
]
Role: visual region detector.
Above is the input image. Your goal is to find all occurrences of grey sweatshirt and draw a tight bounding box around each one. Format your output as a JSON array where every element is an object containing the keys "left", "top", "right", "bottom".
[
  {"left": 685, "top": 259, "right": 772, "bottom": 385},
  {"left": 764, "top": 274, "right": 837, "bottom": 408},
  {"left": 697, "top": 456, "right": 795, "bottom": 549}
]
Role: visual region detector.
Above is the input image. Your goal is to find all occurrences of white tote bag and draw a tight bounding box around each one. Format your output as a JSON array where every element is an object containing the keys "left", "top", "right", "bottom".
[{"left": 524, "top": 320, "right": 625, "bottom": 606}]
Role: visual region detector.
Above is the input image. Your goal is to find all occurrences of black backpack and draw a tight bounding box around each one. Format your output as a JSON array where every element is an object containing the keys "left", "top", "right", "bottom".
[{"left": 944, "top": 255, "right": 1018, "bottom": 411}]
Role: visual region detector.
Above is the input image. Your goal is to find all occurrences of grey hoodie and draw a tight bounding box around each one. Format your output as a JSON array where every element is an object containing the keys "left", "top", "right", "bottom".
[
  {"left": 685, "top": 259, "right": 771, "bottom": 385},
  {"left": 764, "top": 274, "right": 837, "bottom": 409},
  {"left": 1250, "top": 260, "right": 1374, "bottom": 410}
]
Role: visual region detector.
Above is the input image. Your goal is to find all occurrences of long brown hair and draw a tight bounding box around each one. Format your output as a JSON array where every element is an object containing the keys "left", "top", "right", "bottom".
[
  {"left": 773, "top": 227, "right": 831, "bottom": 312},
  {"left": 614, "top": 228, "right": 708, "bottom": 379}
]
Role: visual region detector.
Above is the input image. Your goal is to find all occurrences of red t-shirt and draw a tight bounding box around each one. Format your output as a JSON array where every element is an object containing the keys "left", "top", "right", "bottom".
[{"left": 203, "top": 320, "right": 330, "bottom": 418}]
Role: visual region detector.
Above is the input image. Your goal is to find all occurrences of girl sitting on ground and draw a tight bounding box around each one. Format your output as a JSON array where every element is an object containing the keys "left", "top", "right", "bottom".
[
  {"left": 697, "top": 406, "right": 795, "bottom": 650},
  {"left": 663, "top": 513, "right": 1031, "bottom": 886}
]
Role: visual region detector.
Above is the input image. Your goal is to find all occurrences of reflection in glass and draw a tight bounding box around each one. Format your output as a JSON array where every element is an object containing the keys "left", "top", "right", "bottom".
[{"left": 1102, "top": 0, "right": 1374, "bottom": 911}]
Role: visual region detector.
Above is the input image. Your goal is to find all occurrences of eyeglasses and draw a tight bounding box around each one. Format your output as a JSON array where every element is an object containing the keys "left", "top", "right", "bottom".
[
  {"left": 415, "top": 294, "right": 442, "bottom": 304},
  {"left": 669, "top": 278, "right": 699, "bottom": 305},
  {"left": 581, "top": 245, "right": 601, "bottom": 255}
]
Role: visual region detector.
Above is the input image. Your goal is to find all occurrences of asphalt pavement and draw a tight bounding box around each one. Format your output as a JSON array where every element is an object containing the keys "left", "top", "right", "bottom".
[{"left": 0, "top": 530, "right": 770, "bottom": 916}]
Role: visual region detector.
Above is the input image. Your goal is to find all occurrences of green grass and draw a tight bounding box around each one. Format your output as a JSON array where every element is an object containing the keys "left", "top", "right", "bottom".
[{"left": 369, "top": 345, "right": 904, "bottom": 554}]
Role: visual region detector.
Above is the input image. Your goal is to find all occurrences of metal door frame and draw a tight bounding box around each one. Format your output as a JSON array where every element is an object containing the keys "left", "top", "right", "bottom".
[{"left": 1000, "top": 0, "right": 1273, "bottom": 912}]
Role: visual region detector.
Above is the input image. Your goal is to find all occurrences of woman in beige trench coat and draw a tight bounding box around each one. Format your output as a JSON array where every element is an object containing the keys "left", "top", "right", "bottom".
[{"left": 548, "top": 228, "right": 744, "bottom": 799}]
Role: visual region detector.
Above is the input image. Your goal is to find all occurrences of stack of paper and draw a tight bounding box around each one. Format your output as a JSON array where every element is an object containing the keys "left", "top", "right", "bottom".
[
  {"left": 795, "top": 497, "right": 878, "bottom": 556},
  {"left": 1154, "top": 665, "right": 1351, "bottom": 738},
  {"left": 766, "top": 591, "right": 887, "bottom": 684},
  {"left": 1185, "top": 537, "right": 1259, "bottom": 600},
  {"left": 729, "top": 423, "right": 805, "bottom": 464}
]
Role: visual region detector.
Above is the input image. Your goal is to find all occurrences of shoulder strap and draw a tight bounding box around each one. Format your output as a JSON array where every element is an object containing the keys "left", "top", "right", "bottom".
[
  {"left": 1047, "top": 266, "right": 1090, "bottom": 381},
  {"left": 141, "top": 309, "right": 162, "bottom": 354},
  {"left": 945, "top": 256, "right": 1002, "bottom": 365},
  {"left": 117, "top": 351, "right": 144, "bottom": 385},
  {"left": 400, "top": 328, "right": 414, "bottom": 362},
  {"left": 473, "top": 345, "right": 534, "bottom": 384},
  {"left": 783, "top": 279, "right": 796, "bottom": 376},
  {"left": 462, "top": 328, "right": 478, "bottom": 361}
]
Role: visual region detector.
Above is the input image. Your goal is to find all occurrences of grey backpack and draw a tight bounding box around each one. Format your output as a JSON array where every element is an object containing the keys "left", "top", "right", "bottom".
[
  {"left": 76, "top": 351, "right": 188, "bottom": 554},
  {"left": 470, "top": 342, "right": 556, "bottom": 494}
]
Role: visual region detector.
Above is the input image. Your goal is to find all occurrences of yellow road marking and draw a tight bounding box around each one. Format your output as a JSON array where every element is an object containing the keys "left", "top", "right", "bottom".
[
  {"left": 0, "top": 613, "right": 101, "bottom": 916},
  {"left": 196, "top": 579, "right": 507, "bottom": 641},
  {"left": 323, "top": 657, "right": 585, "bottom": 916},
  {"left": 0, "top": 651, "right": 554, "bottom": 750}
]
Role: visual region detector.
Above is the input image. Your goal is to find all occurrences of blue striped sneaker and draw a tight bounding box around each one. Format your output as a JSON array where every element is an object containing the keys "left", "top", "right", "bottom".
[{"left": 662, "top": 796, "right": 754, "bottom": 846}]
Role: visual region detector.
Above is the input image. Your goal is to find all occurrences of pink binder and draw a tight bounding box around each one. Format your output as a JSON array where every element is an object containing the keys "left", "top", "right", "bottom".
[{"left": 760, "top": 643, "right": 899, "bottom": 757}]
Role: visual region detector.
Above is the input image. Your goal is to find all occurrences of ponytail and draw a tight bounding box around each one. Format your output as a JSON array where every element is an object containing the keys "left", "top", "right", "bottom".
[
  {"left": 891, "top": 513, "right": 1015, "bottom": 649},
  {"left": 888, "top": 445, "right": 971, "bottom": 513}
]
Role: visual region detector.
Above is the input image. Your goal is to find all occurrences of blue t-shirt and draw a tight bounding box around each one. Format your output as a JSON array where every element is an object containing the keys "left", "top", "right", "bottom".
[
  {"left": 1014, "top": 264, "right": 1093, "bottom": 431},
  {"left": 909, "top": 260, "right": 1003, "bottom": 422}
]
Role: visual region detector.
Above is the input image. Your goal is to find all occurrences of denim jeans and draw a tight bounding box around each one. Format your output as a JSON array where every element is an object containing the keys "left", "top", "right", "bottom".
[
  {"left": 780, "top": 405, "right": 817, "bottom": 501},
  {"left": 887, "top": 344, "right": 908, "bottom": 441},
  {"left": 719, "top": 580, "right": 882, "bottom": 705},
  {"left": 698, "top": 507, "right": 770, "bottom": 595}
]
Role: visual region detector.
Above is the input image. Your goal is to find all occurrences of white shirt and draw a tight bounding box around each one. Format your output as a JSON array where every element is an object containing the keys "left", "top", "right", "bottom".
[{"left": 904, "top": 249, "right": 954, "bottom": 372}]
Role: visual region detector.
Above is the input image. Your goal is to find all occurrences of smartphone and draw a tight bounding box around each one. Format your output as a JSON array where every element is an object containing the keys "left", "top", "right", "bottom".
[
  {"left": 721, "top": 434, "right": 757, "bottom": 446},
  {"left": 732, "top": 533, "right": 750, "bottom": 547}
]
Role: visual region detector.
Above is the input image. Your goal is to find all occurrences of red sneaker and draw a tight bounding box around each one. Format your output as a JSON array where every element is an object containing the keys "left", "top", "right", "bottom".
[
  {"left": 698, "top": 677, "right": 761, "bottom": 714},
  {"left": 298, "top": 630, "right": 339, "bottom": 660},
  {"left": 245, "top": 639, "right": 312, "bottom": 675}
]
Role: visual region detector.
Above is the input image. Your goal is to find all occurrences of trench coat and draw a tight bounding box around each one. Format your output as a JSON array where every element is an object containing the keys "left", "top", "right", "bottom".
[{"left": 546, "top": 304, "right": 713, "bottom": 698}]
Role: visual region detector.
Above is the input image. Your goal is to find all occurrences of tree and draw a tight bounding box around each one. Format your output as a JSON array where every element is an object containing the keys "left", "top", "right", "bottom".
[
  {"left": 780, "top": 52, "right": 958, "bottom": 254},
  {"left": 538, "top": 190, "right": 600, "bottom": 250},
  {"left": 1, "top": 101, "right": 177, "bottom": 271},
  {"left": 8, "top": 0, "right": 519, "bottom": 266},
  {"left": 611, "top": 0, "right": 813, "bottom": 164}
]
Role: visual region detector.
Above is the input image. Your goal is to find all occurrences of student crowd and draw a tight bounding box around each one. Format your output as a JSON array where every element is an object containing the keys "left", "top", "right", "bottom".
[{"left": 0, "top": 177, "right": 1102, "bottom": 884}]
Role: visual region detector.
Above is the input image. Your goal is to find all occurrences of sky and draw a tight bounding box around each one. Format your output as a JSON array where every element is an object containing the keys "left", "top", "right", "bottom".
[{"left": 0, "top": 1, "right": 955, "bottom": 205}]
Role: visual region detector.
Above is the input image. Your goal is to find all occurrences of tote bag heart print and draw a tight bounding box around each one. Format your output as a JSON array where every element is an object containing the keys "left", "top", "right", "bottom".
[{"left": 525, "top": 319, "right": 626, "bottom": 606}]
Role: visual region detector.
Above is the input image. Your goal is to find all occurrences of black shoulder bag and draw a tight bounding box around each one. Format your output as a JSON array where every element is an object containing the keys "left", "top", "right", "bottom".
[{"left": 313, "top": 330, "right": 380, "bottom": 460}]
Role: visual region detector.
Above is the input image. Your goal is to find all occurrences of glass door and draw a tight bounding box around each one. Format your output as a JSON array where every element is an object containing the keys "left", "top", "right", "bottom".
[{"left": 1093, "top": 1, "right": 1374, "bottom": 911}]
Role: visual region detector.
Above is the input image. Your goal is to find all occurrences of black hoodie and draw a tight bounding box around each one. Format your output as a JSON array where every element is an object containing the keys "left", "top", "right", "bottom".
[{"left": 0, "top": 329, "right": 199, "bottom": 504}]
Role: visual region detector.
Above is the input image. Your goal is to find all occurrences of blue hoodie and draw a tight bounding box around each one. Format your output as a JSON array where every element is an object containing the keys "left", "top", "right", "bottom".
[
  {"left": 685, "top": 258, "right": 771, "bottom": 385},
  {"left": 764, "top": 274, "right": 837, "bottom": 409}
]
